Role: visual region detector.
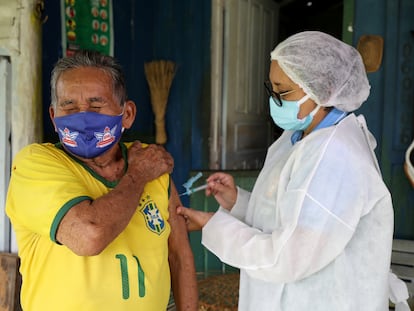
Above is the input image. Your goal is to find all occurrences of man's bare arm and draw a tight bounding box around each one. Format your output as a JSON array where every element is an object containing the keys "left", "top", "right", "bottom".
[
  {"left": 168, "top": 181, "right": 198, "bottom": 310},
  {"left": 56, "top": 142, "right": 174, "bottom": 256}
]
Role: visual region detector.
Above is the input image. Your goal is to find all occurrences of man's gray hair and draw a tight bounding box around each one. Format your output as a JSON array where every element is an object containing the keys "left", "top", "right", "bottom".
[{"left": 50, "top": 50, "right": 127, "bottom": 108}]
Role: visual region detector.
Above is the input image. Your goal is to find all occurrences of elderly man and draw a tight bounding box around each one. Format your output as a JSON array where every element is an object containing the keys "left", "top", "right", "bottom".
[{"left": 6, "top": 50, "right": 198, "bottom": 311}]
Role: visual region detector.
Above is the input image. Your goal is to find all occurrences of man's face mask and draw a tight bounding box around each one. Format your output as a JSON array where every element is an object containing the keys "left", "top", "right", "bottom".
[
  {"left": 54, "top": 111, "right": 124, "bottom": 158},
  {"left": 269, "top": 94, "right": 320, "bottom": 131}
]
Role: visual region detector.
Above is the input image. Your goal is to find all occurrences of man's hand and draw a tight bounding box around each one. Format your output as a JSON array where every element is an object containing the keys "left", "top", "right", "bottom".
[{"left": 127, "top": 142, "right": 174, "bottom": 183}]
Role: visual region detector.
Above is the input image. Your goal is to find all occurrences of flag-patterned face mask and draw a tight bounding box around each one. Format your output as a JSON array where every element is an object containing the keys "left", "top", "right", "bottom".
[{"left": 54, "top": 111, "right": 123, "bottom": 159}]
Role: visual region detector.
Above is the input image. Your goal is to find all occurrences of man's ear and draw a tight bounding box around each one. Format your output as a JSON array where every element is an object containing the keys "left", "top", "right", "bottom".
[
  {"left": 122, "top": 100, "right": 136, "bottom": 129},
  {"left": 49, "top": 106, "right": 57, "bottom": 131}
]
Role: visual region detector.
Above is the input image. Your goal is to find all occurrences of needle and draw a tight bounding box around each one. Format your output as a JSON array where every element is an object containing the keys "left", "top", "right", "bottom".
[{"left": 179, "top": 184, "right": 208, "bottom": 196}]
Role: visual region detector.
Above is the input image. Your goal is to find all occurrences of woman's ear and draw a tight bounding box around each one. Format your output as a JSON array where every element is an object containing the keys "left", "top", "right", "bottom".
[{"left": 122, "top": 100, "right": 137, "bottom": 129}]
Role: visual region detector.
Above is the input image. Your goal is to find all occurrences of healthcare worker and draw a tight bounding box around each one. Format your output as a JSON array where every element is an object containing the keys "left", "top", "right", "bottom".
[{"left": 177, "top": 31, "right": 410, "bottom": 311}]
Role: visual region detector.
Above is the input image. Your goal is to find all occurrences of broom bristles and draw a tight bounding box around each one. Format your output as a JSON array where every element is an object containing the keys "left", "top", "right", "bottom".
[
  {"left": 144, "top": 60, "right": 177, "bottom": 144},
  {"left": 144, "top": 60, "right": 176, "bottom": 92}
]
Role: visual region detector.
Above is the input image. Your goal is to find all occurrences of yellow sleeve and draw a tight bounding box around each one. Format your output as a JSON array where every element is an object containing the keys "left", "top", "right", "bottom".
[{"left": 6, "top": 144, "right": 93, "bottom": 241}]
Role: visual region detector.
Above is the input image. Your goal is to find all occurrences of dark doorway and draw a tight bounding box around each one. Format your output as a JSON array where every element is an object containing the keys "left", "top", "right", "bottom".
[{"left": 277, "top": 0, "right": 344, "bottom": 41}]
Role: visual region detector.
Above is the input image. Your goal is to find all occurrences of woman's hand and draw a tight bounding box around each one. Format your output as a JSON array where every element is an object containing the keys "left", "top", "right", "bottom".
[
  {"left": 206, "top": 172, "right": 237, "bottom": 211},
  {"left": 176, "top": 206, "right": 214, "bottom": 231}
]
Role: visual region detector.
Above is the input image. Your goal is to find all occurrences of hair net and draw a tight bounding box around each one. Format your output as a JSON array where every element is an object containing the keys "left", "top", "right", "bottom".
[{"left": 270, "top": 31, "right": 370, "bottom": 112}]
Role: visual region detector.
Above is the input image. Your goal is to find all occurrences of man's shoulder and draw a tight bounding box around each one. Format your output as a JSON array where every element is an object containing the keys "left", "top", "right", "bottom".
[
  {"left": 17, "top": 142, "right": 60, "bottom": 155},
  {"left": 14, "top": 142, "right": 67, "bottom": 164}
]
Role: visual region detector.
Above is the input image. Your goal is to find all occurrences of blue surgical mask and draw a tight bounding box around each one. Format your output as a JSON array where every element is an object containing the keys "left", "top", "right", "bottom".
[
  {"left": 269, "top": 94, "right": 320, "bottom": 131},
  {"left": 54, "top": 111, "right": 124, "bottom": 158}
]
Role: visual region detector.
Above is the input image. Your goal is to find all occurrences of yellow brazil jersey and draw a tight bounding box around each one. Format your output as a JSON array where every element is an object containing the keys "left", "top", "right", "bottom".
[{"left": 6, "top": 142, "right": 172, "bottom": 311}]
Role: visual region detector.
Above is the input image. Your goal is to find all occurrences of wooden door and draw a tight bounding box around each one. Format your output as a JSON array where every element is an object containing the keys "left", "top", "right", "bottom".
[{"left": 210, "top": 0, "right": 279, "bottom": 170}]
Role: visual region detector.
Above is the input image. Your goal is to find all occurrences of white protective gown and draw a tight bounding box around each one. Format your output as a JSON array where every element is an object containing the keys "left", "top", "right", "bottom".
[{"left": 202, "top": 113, "right": 396, "bottom": 310}]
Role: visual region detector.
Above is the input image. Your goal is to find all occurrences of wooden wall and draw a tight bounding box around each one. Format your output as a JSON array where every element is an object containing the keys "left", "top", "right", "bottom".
[
  {"left": 41, "top": 1, "right": 211, "bottom": 205},
  {"left": 354, "top": 0, "right": 414, "bottom": 239},
  {"left": 41, "top": 0, "right": 414, "bottom": 238}
]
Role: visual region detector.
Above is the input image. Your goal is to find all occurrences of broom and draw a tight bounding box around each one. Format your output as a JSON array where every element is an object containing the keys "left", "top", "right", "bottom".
[{"left": 144, "top": 60, "right": 177, "bottom": 145}]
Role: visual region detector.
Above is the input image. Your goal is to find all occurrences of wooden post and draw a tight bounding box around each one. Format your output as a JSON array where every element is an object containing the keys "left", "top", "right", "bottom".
[{"left": 0, "top": 253, "right": 21, "bottom": 311}]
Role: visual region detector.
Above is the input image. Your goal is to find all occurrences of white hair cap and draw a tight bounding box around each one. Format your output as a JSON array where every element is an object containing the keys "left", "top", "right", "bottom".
[{"left": 270, "top": 31, "right": 370, "bottom": 112}]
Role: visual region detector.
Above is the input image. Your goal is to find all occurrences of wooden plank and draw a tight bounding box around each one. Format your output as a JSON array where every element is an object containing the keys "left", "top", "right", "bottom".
[
  {"left": 0, "top": 56, "right": 11, "bottom": 252},
  {"left": 393, "top": 239, "right": 414, "bottom": 254},
  {"left": 391, "top": 239, "right": 414, "bottom": 298},
  {"left": 0, "top": 253, "right": 21, "bottom": 311},
  {"left": 392, "top": 252, "right": 414, "bottom": 267},
  {"left": 391, "top": 264, "right": 414, "bottom": 280}
]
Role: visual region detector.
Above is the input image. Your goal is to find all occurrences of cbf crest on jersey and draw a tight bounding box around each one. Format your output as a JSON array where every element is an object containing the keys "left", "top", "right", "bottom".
[{"left": 140, "top": 196, "right": 165, "bottom": 235}]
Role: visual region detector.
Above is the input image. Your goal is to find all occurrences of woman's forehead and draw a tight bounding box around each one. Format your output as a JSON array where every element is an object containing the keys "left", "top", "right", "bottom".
[{"left": 269, "top": 61, "right": 296, "bottom": 87}]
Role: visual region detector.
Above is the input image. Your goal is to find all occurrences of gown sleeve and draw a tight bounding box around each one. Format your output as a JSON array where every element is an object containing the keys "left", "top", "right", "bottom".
[{"left": 228, "top": 187, "right": 251, "bottom": 221}]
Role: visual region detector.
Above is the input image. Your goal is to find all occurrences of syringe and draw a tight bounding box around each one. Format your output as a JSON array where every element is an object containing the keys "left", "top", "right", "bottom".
[{"left": 179, "top": 184, "right": 208, "bottom": 196}]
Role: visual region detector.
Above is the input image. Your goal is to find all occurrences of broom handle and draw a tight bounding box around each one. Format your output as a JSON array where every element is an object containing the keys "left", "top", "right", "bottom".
[{"left": 155, "top": 117, "right": 167, "bottom": 145}]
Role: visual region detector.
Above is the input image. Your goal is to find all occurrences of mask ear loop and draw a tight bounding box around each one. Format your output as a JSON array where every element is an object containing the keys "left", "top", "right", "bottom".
[
  {"left": 120, "top": 104, "right": 127, "bottom": 133},
  {"left": 297, "top": 93, "right": 320, "bottom": 116},
  {"left": 297, "top": 94, "right": 311, "bottom": 106},
  {"left": 118, "top": 104, "right": 126, "bottom": 116},
  {"left": 297, "top": 94, "right": 320, "bottom": 122},
  {"left": 309, "top": 104, "right": 321, "bottom": 117}
]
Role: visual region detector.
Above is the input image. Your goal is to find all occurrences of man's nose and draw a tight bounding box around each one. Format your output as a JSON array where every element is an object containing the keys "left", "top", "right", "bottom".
[{"left": 78, "top": 103, "right": 92, "bottom": 112}]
